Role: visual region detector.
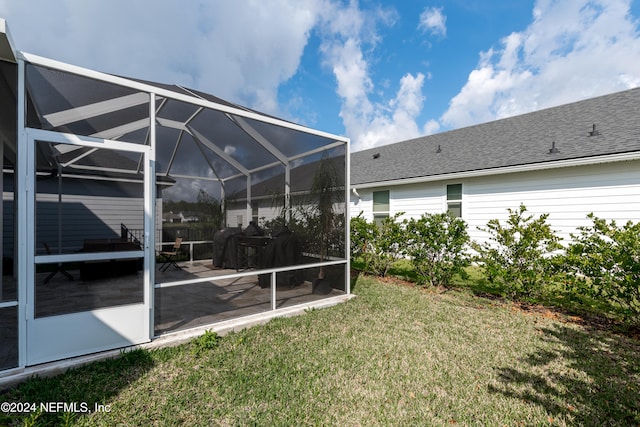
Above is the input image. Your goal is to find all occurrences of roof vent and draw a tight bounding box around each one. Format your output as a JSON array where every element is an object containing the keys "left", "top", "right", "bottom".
[
  {"left": 436, "top": 145, "right": 442, "bottom": 154},
  {"left": 372, "top": 153, "right": 380, "bottom": 159},
  {"left": 548, "top": 141, "right": 559, "bottom": 154},
  {"left": 588, "top": 123, "right": 600, "bottom": 136}
]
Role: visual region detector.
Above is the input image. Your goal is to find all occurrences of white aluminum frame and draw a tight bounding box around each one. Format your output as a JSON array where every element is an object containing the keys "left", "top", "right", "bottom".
[
  {"left": 10, "top": 44, "right": 350, "bottom": 369},
  {"left": 23, "top": 128, "right": 152, "bottom": 365}
]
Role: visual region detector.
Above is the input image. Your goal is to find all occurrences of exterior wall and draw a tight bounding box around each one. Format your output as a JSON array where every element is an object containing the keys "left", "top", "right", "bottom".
[
  {"left": 31, "top": 179, "right": 167, "bottom": 252},
  {"left": 465, "top": 160, "right": 640, "bottom": 245},
  {"left": 35, "top": 193, "right": 144, "bottom": 252},
  {"left": 226, "top": 202, "right": 285, "bottom": 228},
  {"left": 227, "top": 196, "right": 346, "bottom": 230},
  {"left": 350, "top": 182, "right": 444, "bottom": 223},
  {"left": 350, "top": 159, "right": 640, "bottom": 247}
]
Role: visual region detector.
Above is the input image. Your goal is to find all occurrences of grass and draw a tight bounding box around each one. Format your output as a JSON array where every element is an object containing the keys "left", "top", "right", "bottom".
[
  {"left": 1, "top": 275, "right": 639, "bottom": 426},
  {"left": 373, "top": 258, "right": 636, "bottom": 329}
]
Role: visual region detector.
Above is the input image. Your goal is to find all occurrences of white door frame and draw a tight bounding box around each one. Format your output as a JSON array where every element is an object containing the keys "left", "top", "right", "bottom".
[{"left": 23, "top": 128, "right": 153, "bottom": 365}]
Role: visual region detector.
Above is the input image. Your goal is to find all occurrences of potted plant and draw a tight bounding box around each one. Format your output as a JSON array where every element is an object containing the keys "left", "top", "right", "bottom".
[{"left": 307, "top": 152, "right": 343, "bottom": 293}]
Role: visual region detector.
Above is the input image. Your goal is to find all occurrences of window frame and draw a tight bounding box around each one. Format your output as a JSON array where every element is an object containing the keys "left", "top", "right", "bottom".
[
  {"left": 446, "top": 183, "right": 462, "bottom": 218},
  {"left": 372, "top": 190, "right": 390, "bottom": 226}
]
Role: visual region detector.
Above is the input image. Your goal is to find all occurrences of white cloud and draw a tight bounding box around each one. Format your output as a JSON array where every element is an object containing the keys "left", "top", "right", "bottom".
[
  {"left": 0, "top": 0, "right": 437, "bottom": 152},
  {"left": 354, "top": 73, "right": 426, "bottom": 151},
  {"left": 423, "top": 119, "right": 440, "bottom": 135},
  {"left": 418, "top": 6, "right": 447, "bottom": 37},
  {"left": 1, "top": 0, "right": 433, "bottom": 152},
  {"left": 316, "top": 4, "right": 430, "bottom": 151},
  {"left": 323, "top": 37, "right": 374, "bottom": 133},
  {"left": 441, "top": 0, "right": 640, "bottom": 129},
  {"left": 223, "top": 145, "right": 237, "bottom": 156},
  {"left": 0, "top": 0, "right": 321, "bottom": 117},
  {"left": 321, "top": 32, "right": 429, "bottom": 151}
]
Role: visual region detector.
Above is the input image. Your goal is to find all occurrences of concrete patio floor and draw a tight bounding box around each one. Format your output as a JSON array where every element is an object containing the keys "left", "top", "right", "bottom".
[
  {"left": 29, "top": 259, "right": 347, "bottom": 336},
  {"left": 154, "top": 261, "right": 346, "bottom": 335},
  {"left": 0, "top": 259, "right": 351, "bottom": 387}
]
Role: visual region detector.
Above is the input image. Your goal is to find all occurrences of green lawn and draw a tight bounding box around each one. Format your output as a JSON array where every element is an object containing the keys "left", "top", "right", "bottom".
[{"left": 2, "top": 274, "right": 639, "bottom": 426}]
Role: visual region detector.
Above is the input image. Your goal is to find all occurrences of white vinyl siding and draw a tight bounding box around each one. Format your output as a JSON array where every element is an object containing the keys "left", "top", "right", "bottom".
[
  {"left": 35, "top": 194, "right": 145, "bottom": 253},
  {"left": 350, "top": 159, "right": 640, "bottom": 248},
  {"left": 464, "top": 161, "right": 640, "bottom": 245},
  {"left": 392, "top": 184, "right": 443, "bottom": 221}
]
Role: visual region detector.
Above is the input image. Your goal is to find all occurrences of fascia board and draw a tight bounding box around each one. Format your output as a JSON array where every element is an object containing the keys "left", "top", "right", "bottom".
[{"left": 351, "top": 151, "right": 640, "bottom": 189}]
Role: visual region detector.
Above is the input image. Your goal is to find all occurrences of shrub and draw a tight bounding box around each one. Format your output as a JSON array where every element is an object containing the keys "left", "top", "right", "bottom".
[
  {"left": 350, "top": 212, "right": 405, "bottom": 277},
  {"left": 350, "top": 212, "right": 375, "bottom": 262},
  {"left": 404, "top": 212, "right": 470, "bottom": 287},
  {"left": 472, "top": 204, "right": 562, "bottom": 298},
  {"left": 563, "top": 214, "right": 640, "bottom": 323},
  {"left": 367, "top": 213, "right": 406, "bottom": 277}
]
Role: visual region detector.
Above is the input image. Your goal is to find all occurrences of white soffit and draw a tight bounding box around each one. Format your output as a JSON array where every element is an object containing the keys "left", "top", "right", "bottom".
[{"left": 0, "top": 18, "right": 17, "bottom": 63}]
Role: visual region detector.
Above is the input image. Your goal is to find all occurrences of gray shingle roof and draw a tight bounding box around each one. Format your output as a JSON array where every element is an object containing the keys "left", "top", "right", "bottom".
[
  {"left": 351, "top": 87, "right": 640, "bottom": 186},
  {"left": 229, "top": 155, "right": 346, "bottom": 200}
]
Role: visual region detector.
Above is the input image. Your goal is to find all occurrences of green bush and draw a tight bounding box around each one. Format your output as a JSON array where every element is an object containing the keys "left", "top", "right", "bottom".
[
  {"left": 350, "top": 212, "right": 375, "bottom": 261},
  {"left": 404, "top": 212, "right": 470, "bottom": 287},
  {"left": 472, "top": 204, "right": 562, "bottom": 298},
  {"left": 350, "top": 212, "right": 405, "bottom": 277},
  {"left": 368, "top": 213, "right": 406, "bottom": 277},
  {"left": 563, "top": 214, "right": 640, "bottom": 323}
]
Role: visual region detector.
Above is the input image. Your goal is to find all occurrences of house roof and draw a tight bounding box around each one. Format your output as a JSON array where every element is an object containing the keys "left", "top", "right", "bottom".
[
  {"left": 228, "top": 154, "right": 346, "bottom": 201},
  {"left": 351, "top": 87, "right": 640, "bottom": 187}
]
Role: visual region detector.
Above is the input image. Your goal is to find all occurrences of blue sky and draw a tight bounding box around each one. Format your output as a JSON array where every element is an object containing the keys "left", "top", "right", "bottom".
[{"left": 2, "top": 0, "right": 640, "bottom": 151}]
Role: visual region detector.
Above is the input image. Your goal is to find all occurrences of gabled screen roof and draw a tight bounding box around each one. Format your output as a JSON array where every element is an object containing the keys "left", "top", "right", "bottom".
[{"left": 24, "top": 59, "right": 348, "bottom": 190}]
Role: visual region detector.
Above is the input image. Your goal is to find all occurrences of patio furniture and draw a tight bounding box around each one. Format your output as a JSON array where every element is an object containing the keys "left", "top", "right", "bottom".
[
  {"left": 212, "top": 227, "right": 242, "bottom": 269},
  {"left": 80, "top": 238, "right": 142, "bottom": 280},
  {"left": 213, "top": 223, "right": 270, "bottom": 270},
  {"left": 258, "top": 227, "right": 303, "bottom": 288},
  {"left": 237, "top": 235, "right": 272, "bottom": 270},
  {"left": 42, "top": 242, "right": 74, "bottom": 284},
  {"left": 159, "top": 237, "right": 183, "bottom": 272},
  {"left": 234, "top": 222, "right": 268, "bottom": 271}
]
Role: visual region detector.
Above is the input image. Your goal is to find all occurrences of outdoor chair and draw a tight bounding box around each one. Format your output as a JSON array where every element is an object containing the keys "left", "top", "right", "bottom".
[{"left": 159, "top": 237, "right": 183, "bottom": 272}]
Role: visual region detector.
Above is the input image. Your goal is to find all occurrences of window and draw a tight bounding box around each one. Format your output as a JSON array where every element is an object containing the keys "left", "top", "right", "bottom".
[
  {"left": 373, "top": 190, "right": 389, "bottom": 226},
  {"left": 446, "top": 184, "right": 462, "bottom": 218}
]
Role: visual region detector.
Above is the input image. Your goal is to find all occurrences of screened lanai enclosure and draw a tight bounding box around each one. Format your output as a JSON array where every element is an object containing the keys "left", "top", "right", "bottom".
[{"left": 0, "top": 19, "right": 349, "bottom": 373}]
